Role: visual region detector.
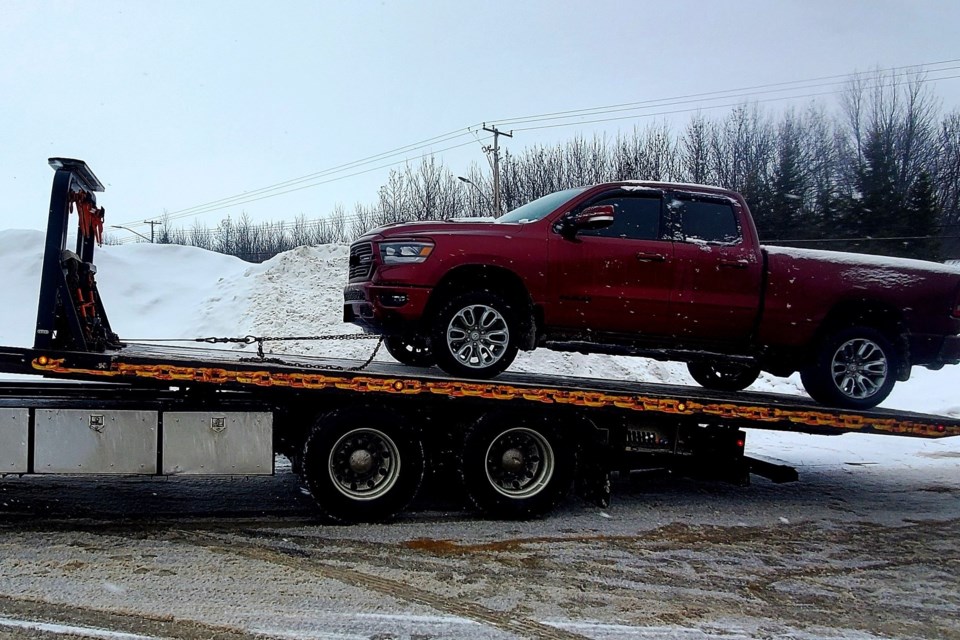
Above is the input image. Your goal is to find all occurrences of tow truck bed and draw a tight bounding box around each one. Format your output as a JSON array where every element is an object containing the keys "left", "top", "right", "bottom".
[{"left": 3, "top": 342, "right": 957, "bottom": 439}]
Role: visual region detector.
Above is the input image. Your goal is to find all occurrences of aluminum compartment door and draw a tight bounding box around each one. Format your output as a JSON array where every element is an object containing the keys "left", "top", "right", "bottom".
[
  {"left": 0, "top": 409, "right": 29, "bottom": 474},
  {"left": 34, "top": 409, "right": 158, "bottom": 474},
  {"left": 162, "top": 412, "right": 273, "bottom": 475}
]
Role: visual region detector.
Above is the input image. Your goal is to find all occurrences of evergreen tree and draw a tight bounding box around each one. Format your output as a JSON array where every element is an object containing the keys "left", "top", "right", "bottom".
[{"left": 903, "top": 170, "right": 942, "bottom": 261}]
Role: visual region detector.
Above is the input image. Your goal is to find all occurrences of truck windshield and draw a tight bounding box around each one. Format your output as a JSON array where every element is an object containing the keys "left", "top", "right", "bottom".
[{"left": 496, "top": 187, "right": 587, "bottom": 224}]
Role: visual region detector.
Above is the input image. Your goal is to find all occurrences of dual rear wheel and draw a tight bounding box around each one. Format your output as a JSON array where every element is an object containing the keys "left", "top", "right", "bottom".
[
  {"left": 299, "top": 407, "right": 573, "bottom": 523},
  {"left": 460, "top": 414, "right": 574, "bottom": 519},
  {"left": 300, "top": 408, "right": 425, "bottom": 523}
]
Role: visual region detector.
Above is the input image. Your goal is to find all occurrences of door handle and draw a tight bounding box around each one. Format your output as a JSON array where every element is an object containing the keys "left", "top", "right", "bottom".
[
  {"left": 636, "top": 252, "right": 666, "bottom": 263},
  {"left": 718, "top": 260, "right": 748, "bottom": 269}
]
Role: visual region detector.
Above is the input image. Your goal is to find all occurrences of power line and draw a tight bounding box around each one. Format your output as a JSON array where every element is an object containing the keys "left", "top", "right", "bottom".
[
  {"left": 514, "top": 77, "right": 956, "bottom": 133},
  {"left": 130, "top": 137, "right": 486, "bottom": 226},
  {"left": 111, "top": 58, "right": 960, "bottom": 239},
  {"left": 112, "top": 126, "right": 483, "bottom": 227},
  {"left": 509, "top": 71, "right": 960, "bottom": 133},
  {"left": 489, "top": 58, "right": 960, "bottom": 127}
]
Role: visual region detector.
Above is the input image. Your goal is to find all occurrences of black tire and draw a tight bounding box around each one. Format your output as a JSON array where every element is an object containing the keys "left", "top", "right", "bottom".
[
  {"left": 383, "top": 335, "right": 435, "bottom": 367},
  {"left": 430, "top": 290, "right": 520, "bottom": 379},
  {"left": 460, "top": 412, "right": 575, "bottom": 519},
  {"left": 800, "top": 325, "right": 898, "bottom": 409},
  {"left": 300, "top": 407, "right": 424, "bottom": 523},
  {"left": 687, "top": 361, "right": 761, "bottom": 392}
]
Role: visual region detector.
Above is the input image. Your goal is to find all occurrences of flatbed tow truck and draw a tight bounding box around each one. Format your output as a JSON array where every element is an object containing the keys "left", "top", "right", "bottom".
[{"left": 1, "top": 158, "right": 958, "bottom": 523}]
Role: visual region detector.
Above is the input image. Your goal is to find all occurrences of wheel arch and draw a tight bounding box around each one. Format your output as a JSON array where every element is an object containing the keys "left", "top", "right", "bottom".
[
  {"left": 812, "top": 299, "right": 908, "bottom": 371},
  {"left": 426, "top": 264, "right": 538, "bottom": 349}
]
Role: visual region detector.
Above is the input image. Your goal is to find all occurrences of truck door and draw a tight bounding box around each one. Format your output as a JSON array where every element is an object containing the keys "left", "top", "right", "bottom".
[
  {"left": 667, "top": 193, "right": 762, "bottom": 342},
  {"left": 548, "top": 191, "right": 675, "bottom": 336}
]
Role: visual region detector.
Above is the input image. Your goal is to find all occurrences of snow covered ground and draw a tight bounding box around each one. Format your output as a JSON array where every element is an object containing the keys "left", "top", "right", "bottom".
[{"left": 2, "top": 228, "right": 959, "bottom": 639}]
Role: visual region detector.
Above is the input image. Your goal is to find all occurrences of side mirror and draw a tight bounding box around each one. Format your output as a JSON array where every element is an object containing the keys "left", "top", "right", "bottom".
[{"left": 557, "top": 204, "right": 615, "bottom": 238}]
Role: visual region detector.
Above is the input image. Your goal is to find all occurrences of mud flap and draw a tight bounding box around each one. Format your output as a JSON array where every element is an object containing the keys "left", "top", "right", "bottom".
[
  {"left": 746, "top": 456, "right": 799, "bottom": 483},
  {"left": 575, "top": 454, "right": 611, "bottom": 508}
]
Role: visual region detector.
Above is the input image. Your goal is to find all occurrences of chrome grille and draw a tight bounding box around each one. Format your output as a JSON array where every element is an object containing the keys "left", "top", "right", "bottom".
[{"left": 349, "top": 242, "right": 374, "bottom": 280}]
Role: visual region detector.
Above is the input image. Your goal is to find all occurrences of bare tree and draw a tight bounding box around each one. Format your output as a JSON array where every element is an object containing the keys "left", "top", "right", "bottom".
[{"left": 678, "top": 113, "right": 712, "bottom": 184}]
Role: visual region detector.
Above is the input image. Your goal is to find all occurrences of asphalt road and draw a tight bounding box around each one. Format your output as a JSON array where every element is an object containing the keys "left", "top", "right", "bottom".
[{"left": 0, "top": 450, "right": 958, "bottom": 640}]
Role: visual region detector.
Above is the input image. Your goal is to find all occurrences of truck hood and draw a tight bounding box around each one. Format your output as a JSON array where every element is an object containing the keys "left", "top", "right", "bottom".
[{"left": 361, "top": 219, "right": 513, "bottom": 241}]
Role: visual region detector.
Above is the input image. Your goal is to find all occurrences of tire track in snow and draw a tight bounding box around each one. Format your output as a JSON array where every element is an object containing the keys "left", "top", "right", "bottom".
[
  {"left": 0, "top": 594, "right": 269, "bottom": 640},
  {"left": 173, "top": 529, "right": 591, "bottom": 640}
]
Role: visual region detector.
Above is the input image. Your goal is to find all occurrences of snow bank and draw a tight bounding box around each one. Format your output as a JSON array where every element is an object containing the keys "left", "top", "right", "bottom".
[{"left": 2, "top": 228, "right": 959, "bottom": 422}]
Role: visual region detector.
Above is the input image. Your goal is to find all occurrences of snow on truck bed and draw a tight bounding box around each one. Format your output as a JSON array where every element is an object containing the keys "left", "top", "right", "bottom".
[{"left": 764, "top": 244, "right": 960, "bottom": 275}]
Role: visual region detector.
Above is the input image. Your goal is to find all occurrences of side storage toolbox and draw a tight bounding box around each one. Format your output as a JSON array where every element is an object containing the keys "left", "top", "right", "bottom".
[
  {"left": 162, "top": 412, "right": 273, "bottom": 475},
  {"left": 34, "top": 409, "right": 158, "bottom": 474},
  {"left": 0, "top": 408, "right": 29, "bottom": 474}
]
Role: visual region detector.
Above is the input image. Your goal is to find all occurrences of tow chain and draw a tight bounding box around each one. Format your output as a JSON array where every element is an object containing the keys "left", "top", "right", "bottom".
[{"left": 130, "top": 333, "right": 385, "bottom": 372}]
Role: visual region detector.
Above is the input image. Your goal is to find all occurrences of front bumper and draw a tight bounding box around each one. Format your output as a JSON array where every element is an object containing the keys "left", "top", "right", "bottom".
[{"left": 343, "top": 283, "right": 432, "bottom": 333}]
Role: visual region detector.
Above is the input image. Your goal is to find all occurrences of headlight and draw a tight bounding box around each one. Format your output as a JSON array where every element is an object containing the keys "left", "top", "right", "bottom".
[{"left": 379, "top": 240, "right": 434, "bottom": 264}]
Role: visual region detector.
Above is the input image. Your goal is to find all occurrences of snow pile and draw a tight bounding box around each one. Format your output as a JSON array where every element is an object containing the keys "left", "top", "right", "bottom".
[{"left": 2, "top": 228, "right": 959, "bottom": 420}]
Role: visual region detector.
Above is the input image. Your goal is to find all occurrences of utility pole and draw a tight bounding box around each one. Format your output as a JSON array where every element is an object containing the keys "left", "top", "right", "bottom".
[
  {"left": 143, "top": 220, "right": 161, "bottom": 243},
  {"left": 482, "top": 124, "right": 513, "bottom": 216}
]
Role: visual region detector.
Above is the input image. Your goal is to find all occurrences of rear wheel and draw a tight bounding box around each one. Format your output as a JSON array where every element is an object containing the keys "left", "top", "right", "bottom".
[
  {"left": 300, "top": 408, "right": 424, "bottom": 523},
  {"left": 384, "top": 335, "right": 435, "bottom": 367},
  {"left": 460, "top": 413, "right": 574, "bottom": 519},
  {"left": 801, "top": 325, "right": 898, "bottom": 409},
  {"left": 687, "top": 361, "right": 761, "bottom": 392},
  {"left": 430, "top": 291, "right": 520, "bottom": 379}
]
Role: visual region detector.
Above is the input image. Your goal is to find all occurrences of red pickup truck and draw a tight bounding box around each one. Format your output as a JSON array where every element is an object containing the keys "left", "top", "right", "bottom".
[{"left": 343, "top": 181, "right": 960, "bottom": 409}]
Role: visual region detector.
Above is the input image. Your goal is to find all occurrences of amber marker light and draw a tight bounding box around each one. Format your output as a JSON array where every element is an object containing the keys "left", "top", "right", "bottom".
[
  {"left": 37, "top": 355, "right": 49, "bottom": 366},
  {"left": 677, "top": 402, "right": 687, "bottom": 412},
  {"left": 394, "top": 381, "right": 405, "bottom": 391}
]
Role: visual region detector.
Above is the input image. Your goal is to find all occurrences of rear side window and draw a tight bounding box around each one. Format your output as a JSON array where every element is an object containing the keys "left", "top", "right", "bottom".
[
  {"left": 579, "top": 196, "right": 662, "bottom": 240},
  {"left": 672, "top": 198, "right": 741, "bottom": 244}
]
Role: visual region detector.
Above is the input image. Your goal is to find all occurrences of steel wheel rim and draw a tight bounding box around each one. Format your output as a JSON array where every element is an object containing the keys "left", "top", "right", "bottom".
[
  {"left": 830, "top": 338, "right": 888, "bottom": 400},
  {"left": 446, "top": 304, "right": 510, "bottom": 369},
  {"left": 484, "top": 427, "right": 555, "bottom": 499},
  {"left": 328, "top": 428, "right": 401, "bottom": 500}
]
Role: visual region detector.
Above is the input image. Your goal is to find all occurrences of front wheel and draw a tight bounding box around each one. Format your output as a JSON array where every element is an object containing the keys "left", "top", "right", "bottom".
[
  {"left": 430, "top": 291, "right": 520, "bottom": 379},
  {"left": 384, "top": 335, "right": 435, "bottom": 367},
  {"left": 800, "top": 326, "right": 898, "bottom": 409},
  {"left": 687, "top": 361, "right": 761, "bottom": 392},
  {"left": 300, "top": 408, "right": 425, "bottom": 523},
  {"left": 460, "top": 413, "right": 575, "bottom": 519}
]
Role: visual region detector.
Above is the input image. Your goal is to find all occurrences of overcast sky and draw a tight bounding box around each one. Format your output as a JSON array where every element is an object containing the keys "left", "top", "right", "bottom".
[{"left": 2, "top": 0, "right": 959, "bottom": 240}]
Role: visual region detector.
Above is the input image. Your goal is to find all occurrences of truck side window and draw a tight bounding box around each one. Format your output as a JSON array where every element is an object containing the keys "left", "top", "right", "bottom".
[
  {"left": 672, "top": 198, "right": 740, "bottom": 244},
  {"left": 579, "top": 196, "right": 662, "bottom": 241}
]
